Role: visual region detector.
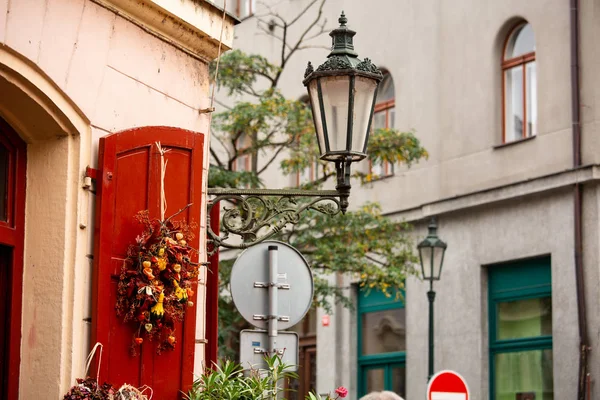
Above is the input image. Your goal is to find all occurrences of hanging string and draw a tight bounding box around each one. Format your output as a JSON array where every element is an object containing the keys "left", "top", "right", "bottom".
[
  {"left": 155, "top": 142, "right": 169, "bottom": 220},
  {"left": 84, "top": 342, "right": 103, "bottom": 389},
  {"left": 210, "top": 0, "right": 227, "bottom": 112}
]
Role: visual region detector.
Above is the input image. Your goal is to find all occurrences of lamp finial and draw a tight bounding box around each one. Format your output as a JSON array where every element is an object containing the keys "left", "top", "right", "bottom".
[{"left": 339, "top": 11, "right": 347, "bottom": 27}]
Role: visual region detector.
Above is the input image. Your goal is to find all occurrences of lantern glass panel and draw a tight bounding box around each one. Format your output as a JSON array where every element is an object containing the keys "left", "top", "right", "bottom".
[
  {"left": 351, "top": 76, "right": 378, "bottom": 154},
  {"left": 419, "top": 245, "right": 445, "bottom": 280},
  {"left": 320, "top": 75, "right": 350, "bottom": 157},
  {"left": 308, "top": 80, "right": 327, "bottom": 155}
]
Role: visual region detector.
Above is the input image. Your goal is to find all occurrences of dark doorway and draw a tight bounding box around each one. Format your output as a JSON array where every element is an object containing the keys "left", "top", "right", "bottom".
[{"left": 286, "top": 308, "right": 317, "bottom": 399}]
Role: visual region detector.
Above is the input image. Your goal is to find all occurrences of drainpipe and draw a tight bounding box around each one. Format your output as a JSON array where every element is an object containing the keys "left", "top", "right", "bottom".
[{"left": 570, "top": 0, "right": 589, "bottom": 399}]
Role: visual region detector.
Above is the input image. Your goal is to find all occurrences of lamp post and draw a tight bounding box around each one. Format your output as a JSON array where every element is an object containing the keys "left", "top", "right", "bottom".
[
  {"left": 207, "top": 12, "right": 382, "bottom": 253},
  {"left": 417, "top": 218, "right": 447, "bottom": 382}
]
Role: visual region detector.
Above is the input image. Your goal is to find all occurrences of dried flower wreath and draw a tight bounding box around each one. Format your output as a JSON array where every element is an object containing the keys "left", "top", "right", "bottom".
[{"left": 115, "top": 208, "right": 199, "bottom": 355}]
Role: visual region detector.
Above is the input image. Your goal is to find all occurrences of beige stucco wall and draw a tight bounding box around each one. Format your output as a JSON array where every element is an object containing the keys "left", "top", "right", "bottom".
[{"left": 0, "top": 0, "right": 235, "bottom": 397}]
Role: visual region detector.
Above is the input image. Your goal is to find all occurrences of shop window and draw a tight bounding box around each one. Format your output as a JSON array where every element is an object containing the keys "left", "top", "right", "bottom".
[
  {"left": 489, "top": 257, "right": 553, "bottom": 400},
  {"left": 358, "top": 288, "right": 405, "bottom": 398},
  {"left": 502, "top": 22, "right": 537, "bottom": 143}
]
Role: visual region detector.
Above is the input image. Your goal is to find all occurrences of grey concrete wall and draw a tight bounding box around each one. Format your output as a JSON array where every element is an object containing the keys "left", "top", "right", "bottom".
[{"left": 406, "top": 189, "right": 579, "bottom": 400}]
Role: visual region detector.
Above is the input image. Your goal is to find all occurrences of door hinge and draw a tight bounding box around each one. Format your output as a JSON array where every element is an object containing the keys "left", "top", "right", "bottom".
[{"left": 83, "top": 166, "right": 100, "bottom": 192}]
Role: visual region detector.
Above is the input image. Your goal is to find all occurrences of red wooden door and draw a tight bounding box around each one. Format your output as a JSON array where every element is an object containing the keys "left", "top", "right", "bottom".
[
  {"left": 0, "top": 117, "right": 26, "bottom": 400},
  {"left": 92, "top": 126, "right": 204, "bottom": 399}
]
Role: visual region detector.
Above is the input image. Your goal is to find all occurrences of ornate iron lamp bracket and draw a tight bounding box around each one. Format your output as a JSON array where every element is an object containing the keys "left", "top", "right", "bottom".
[
  {"left": 207, "top": 188, "right": 343, "bottom": 255},
  {"left": 207, "top": 159, "right": 352, "bottom": 255}
]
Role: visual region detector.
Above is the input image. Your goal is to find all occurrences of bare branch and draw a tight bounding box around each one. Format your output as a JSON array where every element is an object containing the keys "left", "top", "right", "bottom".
[
  {"left": 212, "top": 131, "right": 233, "bottom": 161},
  {"left": 287, "top": 0, "right": 319, "bottom": 26},
  {"left": 297, "top": 45, "right": 330, "bottom": 51},
  {"left": 365, "top": 255, "right": 386, "bottom": 266},
  {"left": 257, "top": 138, "right": 295, "bottom": 175},
  {"left": 256, "top": 22, "right": 293, "bottom": 52},
  {"left": 210, "top": 146, "right": 224, "bottom": 168},
  {"left": 282, "top": 0, "right": 327, "bottom": 67},
  {"left": 214, "top": 98, "right": 232, "bottom": 110}
]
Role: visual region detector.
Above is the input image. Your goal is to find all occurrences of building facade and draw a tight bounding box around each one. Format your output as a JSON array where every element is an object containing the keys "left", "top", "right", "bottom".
[
  {"left": 224, "top": 0, "right": 600, "bottom": 399},
  {"left": 0, "top": 0, "right": 235, "bottom": 398}
]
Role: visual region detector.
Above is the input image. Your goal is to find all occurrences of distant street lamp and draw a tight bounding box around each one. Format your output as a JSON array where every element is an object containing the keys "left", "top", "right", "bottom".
[
  {"left": 417, "top": 218, "right": 448, "bottom": 381},
  {"left": 208, "top": 12, "right": 382, "bottom": 252}
]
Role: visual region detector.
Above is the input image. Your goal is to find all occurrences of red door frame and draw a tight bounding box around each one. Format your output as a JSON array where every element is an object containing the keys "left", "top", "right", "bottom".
[
  {"left": 0, "top": 117, "right": 26, "bottom": 400},
  {"left": 92, "top": 126, "right": 204, "bottom": 398}
]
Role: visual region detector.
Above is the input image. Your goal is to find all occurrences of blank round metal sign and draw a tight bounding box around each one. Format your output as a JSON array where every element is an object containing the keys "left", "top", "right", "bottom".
[{"left": 230, "top": 241, "right": 313, "bottom": 330}]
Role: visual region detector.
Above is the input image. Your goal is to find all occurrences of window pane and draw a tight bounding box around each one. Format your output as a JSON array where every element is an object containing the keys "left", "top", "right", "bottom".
[
  {"left": 366, "top": 368, "right": 385, "bottom": 393},
  {"left": 373, "top": 111, "right": 386, "bottom": 130},
  {"left": 371, "top": 162, "right": 384, "bottom": 177},
  {"left": 497, "top": 297, "right": 552, "bottom": 340},
  {"left": 495, "top": 349, "right": 553, "bottom": 400},
  {"left": 505, "top": 66, "right": 524, "bottom": 141},
  {"left": 391, "top": 366, "right": 406, "bottom": 398},
  {"left": 362, "top": 308, "right": 406, "bottom": 354},
  {"left": 506, "top": 24, "right": 535, "bottom": 59},
  {"left": 526, "top": 61, "right": 537, "bottom": 137},
  {"left": 0, "top": 144, "right": 8, "bottom": 221},
  {"left": 389, "top": 107, "right": 395, "bottom": 129},
  {"left": 377, "top": 74, "right": 395, "bottom": 103}
]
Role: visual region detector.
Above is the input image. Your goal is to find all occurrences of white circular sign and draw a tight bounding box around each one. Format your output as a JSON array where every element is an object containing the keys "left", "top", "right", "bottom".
[{"left": 230, "top": 241, "right": 313, "bottom": 330}]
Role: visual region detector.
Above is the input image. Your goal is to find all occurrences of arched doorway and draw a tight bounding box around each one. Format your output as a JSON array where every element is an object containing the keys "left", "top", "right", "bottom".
[
  {"left": 0, "top": 45, "right": 91, "bottom": 397},
  {"left": 0, "top": 116, "right": 26, "bottom": 399}
]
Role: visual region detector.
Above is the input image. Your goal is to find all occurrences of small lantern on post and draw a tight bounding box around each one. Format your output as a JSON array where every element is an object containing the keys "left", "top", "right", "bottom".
[
  {"left": 417, "top": 218, "right": 448, "bottom": 281},
  {"left": 417, "top": 217, "right": 448, "bottom": 382},
  {"left": 303, "top": 11, "right": 383, "bottom": 212}
]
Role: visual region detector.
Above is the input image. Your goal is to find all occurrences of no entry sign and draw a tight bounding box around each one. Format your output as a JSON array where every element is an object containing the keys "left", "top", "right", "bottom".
[{"left": 427, "top": 370, "right": 470, "bottom": 400}]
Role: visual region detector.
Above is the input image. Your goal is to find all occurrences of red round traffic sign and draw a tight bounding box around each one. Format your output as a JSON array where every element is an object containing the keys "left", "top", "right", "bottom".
[{"left": 426, "top": 370, "right": 469, "bottom": 400}]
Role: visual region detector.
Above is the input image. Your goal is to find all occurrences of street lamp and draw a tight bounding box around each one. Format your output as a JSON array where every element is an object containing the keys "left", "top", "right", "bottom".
[
  {"left": 417, "top": 218, "right": 447, "bottom": 381},
  {"left": 208, "top": 12, "right": 382, "bottom": 252}
]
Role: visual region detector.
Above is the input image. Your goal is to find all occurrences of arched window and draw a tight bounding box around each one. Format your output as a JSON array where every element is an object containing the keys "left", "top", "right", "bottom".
[
  {"left": 503, "top": 22, "right": 536, "bottom": 143},
  {"left": 370, "top": 71, "right": 395, "bottom": 177}
]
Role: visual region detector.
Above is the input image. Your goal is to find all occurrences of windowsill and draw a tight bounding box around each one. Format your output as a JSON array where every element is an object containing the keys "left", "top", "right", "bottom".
[
  {"left": 494, "top": 135, "right": 536, "bottom": 150},
  {"left": 365, "top": 173, "right": 395, "bottom": 184}
]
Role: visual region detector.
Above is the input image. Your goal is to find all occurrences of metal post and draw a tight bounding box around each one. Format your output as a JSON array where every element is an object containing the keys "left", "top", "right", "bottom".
[
  {"left": 427, "top": 280, "right": 436, "bottom": 382},
  {"left": 268, "top": 245, "right": 278, "bottom": 355},
  {"left": 268, "top": 245, "right": 279, "bottom": 400}
]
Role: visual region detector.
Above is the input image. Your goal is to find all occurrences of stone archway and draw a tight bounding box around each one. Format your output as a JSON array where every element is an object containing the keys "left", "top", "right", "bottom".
[{"left": 0, "top": 46, "right": 92, "bottom": 399}]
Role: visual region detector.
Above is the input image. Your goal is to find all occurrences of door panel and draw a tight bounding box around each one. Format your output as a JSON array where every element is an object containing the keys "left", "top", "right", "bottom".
[
  {"left": 0, "top": 246, "right": 11, "bottom": 397},
  {"left": 0, "top": 117, "right": 26, "bottom": 400},
  {"left": 92, "top": 126, "right": 204, "bottom": 399}
]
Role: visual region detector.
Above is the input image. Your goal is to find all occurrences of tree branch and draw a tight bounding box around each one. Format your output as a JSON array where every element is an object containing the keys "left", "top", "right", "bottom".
[
  {"left": 210, "top": 147, "right": 224, "bottom": 168},
  {"left": 257, "top": 137, "right": 296, "bottom": 175},
  {"left": 283, "top": 0, "right": 327, "bottom": 68}
]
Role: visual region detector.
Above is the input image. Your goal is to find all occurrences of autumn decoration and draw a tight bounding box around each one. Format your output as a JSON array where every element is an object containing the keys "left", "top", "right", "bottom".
[
  {"left": 115, "top": 142, "right": 199, "bottom": 355},
  {"left": 64, "top": 343, "right": 154, "bottom": 399}
]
